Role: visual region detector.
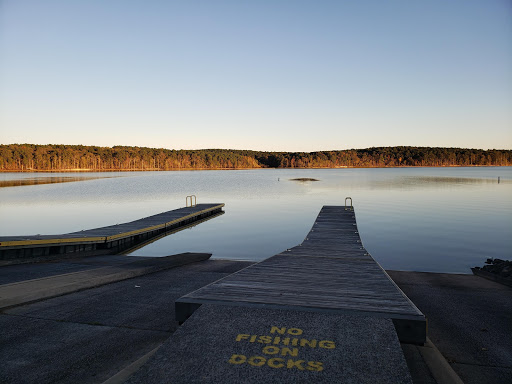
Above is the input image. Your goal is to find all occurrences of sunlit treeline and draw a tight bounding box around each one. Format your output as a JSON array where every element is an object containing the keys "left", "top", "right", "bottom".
[
  {"left": 1, "top": 144, "right": 511, "bottom": 171},
  {"left": 0, "top": 145, "right": 260, "bottom": 171}
]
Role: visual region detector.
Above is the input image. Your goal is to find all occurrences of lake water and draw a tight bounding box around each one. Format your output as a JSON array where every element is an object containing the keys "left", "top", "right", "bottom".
[{"left": 1, "top": 167, "right": 511, "bottom": 273}]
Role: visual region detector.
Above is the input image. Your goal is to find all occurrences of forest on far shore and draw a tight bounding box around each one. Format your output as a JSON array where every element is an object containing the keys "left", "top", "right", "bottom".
[{"left": 1, "top": 144, "right": 511, "bottom": 171}]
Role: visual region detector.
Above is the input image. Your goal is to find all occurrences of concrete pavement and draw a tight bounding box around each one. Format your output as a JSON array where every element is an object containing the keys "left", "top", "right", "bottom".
[
  {"left": 126, "top": 304, "right": 413, "bottom": 384},
  {"left": 0, "top": 253, "right": 212, "bottom": 309},
  {"left": 2, "top": 255, "right": 509, "bottom": 384},
  {"left": 0, "top": 258, "right": 252, "bottom": 384},
  {"left": 388, "top": 270, "right": 512, "bottom": 384}
]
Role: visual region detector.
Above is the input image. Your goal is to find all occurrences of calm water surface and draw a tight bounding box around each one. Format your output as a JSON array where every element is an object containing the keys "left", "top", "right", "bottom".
[{"left": 1, "top": 167, "right": 511, "bottom": 273}]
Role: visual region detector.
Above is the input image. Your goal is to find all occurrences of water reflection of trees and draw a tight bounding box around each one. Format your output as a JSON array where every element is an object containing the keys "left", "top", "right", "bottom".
[
  {"left": 372, "top": 176, "right": 508, "bottom": 190},
  {"left": 412, "top": 176, "right": 506, "bottom": 184},
  {"left": 0, "top": 177, "right": 108, "bottom": 188}
]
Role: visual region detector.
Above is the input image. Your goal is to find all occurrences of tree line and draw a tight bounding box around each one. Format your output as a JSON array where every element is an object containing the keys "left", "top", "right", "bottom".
[{"left": 0, "top": 144, "right": 511, "bottom": 171}]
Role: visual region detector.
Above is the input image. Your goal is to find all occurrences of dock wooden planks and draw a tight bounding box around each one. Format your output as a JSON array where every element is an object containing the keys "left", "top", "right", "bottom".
[{"left": 177, "top": 205, "right": 426, "bottom": 344}]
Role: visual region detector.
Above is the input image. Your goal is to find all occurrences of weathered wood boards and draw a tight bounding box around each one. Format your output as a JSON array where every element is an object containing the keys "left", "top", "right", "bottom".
[
  {"left": 0, "top": 204, "right": 224, "bottom": 264},
  {"left": 176, "top": 205, "right": 426, "bottom": 344}
]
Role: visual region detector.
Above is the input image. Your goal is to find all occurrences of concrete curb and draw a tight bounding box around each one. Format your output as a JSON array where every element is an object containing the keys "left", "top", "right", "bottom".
[
  {"left": 0, "top": 253, "right": 211, "bottom": 310},
  {"left": 419, "top": 338, "right": 464, "bottom": 384},
  {"left": 102, "top": 344, "right": 162, "bottom": 384},
  {"left": 471, "top": 268, "right": 512, "bottom": 288}
]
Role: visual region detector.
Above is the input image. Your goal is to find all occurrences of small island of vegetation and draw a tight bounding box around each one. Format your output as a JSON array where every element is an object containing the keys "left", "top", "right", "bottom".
[{"left": 290, "top": 178, "right": 320, "bottom": 182}]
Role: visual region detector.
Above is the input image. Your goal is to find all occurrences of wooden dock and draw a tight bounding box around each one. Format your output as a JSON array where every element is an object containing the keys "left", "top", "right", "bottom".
[
  {"left": 176, "top": 205, "right": 426, "bottom": 344},
  {"left": 0, "top": 203, "right": 224, "bottom": 265}
]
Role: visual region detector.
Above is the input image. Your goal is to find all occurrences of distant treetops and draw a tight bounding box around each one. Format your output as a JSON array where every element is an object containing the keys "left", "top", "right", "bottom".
[{"left": 1, "top": 144, "right": 510, "bottom": 171}]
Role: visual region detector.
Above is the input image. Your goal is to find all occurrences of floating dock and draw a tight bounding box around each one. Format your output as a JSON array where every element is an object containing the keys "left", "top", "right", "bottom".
[
  {"left": 0, "top": 203, "right": 224, "bottom": 265},
  {"left": 177, "top": 205, "right": 426, "bottom": 344}
]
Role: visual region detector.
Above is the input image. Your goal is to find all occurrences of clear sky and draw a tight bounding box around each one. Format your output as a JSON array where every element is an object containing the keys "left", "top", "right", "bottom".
[{"left": 1, "top": 0, "right": 511, "bottom": 152}]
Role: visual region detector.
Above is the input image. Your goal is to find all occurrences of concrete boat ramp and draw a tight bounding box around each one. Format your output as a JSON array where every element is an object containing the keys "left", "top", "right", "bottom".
[{"left": 127, "top": 204, "right": 424, "bottom": 383}]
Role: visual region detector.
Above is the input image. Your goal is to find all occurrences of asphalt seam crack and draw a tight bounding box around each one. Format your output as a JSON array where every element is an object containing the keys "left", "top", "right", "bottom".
[
  {"left": 449, "top": 360, "right": 512, "bottom": 369},
  {"left": 1, "top": 312, "right": 173, "bottom": 333}
]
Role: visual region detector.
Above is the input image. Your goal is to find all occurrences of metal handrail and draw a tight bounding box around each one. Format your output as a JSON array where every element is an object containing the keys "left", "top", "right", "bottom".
[
  {"left": 345, "top": 197, "right": 353, "bottom": 210},
  {"left": 186, "top": 195, "right": 197, "bottom": 207}
]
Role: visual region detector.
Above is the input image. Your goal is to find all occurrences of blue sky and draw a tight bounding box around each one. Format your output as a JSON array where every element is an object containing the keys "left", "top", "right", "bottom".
[{"left": 1, "top": 0, "right": 511, "bottom": 151}]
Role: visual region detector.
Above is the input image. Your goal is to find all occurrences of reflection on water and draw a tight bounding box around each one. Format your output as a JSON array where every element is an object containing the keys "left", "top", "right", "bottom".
[
  {"left": 0, "top": 176, "right": 115, "bottom": 188},
  {"left": 0, "top": 167, "right": 510, "bottom": 274},
  {"left": 121, "top": 211, "right": 224, "bottom": 255},
  {"left": 404, "top": 176, "right": 506, "bottom": 185},
  {"left": 368, "top": 175, "right": 508, "bottom": 190},
  {"left": 419, "top": 176, "right": 502, "bottom": 183}
]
